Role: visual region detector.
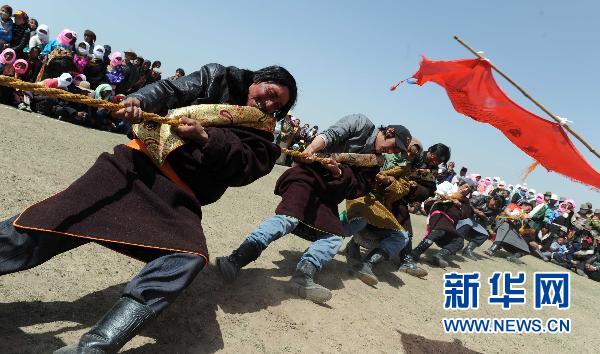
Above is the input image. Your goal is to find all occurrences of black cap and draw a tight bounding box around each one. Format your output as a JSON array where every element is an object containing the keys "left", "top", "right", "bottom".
[{"left": 387, "top": 125, "right": 411, "bottom": 153}]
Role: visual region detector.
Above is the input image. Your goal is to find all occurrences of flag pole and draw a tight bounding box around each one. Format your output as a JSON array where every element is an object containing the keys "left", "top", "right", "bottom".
[{"left": 453, "top": 35, "right": 600, "bottom": 159}]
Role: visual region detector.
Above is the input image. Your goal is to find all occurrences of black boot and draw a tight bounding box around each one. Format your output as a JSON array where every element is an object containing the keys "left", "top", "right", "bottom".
[
  {"left": 217, "top": 241, "right": 261, "bottom": 283},
  {"left": 54, "top": 297, "right": 155, "bottom": 354},
  {"left": 356, "top": 248, "right": 388, "bottom": 286},
  {"left": 345, "top": 238, "right": 362, "bottom": 266},
  {"left": 506, "top": 252, "right": 525, "bottom": 264},
  {"left": 410, "top": 238, "right": 434, "bottom": 262},
  {"left": 461, "top": 241, "right": 478, "bottom": 261},
  {"left": 430, "top": 248, "right": 451, "bottom": 268},
  {"left": 288, "top": 260, "right": 332, "bottom": 303},
  {"left": 397, "top": 254, "right": 428, "bottom": 278},
  {"left": 484, "top": 243, "right": 500, "bottom": 257}
]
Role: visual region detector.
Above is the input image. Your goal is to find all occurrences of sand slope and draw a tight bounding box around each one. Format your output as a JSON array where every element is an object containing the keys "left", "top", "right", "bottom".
[{"left": 1, "top": 105, "right": 599, "bottom": 353}]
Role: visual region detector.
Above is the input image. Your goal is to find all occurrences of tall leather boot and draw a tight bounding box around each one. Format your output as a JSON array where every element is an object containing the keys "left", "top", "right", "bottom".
[
  {"left": 356, "top": 248, "right": 388, "bottom": 286},
  {"left": 430, "top": 248, "right": 451, "bottom": 268},
  {"left": 461, "top": 241, "right": 478, "bottom": 261},
  {"left": 288, "top": 260, "right": 332, "bottom": 303},
  {"left": 484, "top": 243, "right": 500, "bottom": 257},
  {"left": 397, "top": 254, "right": 428, "bottom": 278},
  {"left": 54, "top": 297, "right": 155, "bottom": 354},
  {"left": 410, "top": 238, "right": 434, "bottom": 262},
  {"left": 217, "top": 241, "right": 261, "bottom": 283}
]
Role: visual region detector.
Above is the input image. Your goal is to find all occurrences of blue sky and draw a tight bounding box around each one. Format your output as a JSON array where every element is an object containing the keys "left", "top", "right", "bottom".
[{"left": 16, "top": 0, "right": 600, "bottom": 206}]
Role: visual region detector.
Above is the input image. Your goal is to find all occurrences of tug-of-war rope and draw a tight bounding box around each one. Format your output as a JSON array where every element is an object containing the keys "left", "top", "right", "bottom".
[
  {"left": 0, "top": 76, "right": 398, "bottom": 171},
  {"left": 0, "top": 76, "right": 178, "bottom": 125}
]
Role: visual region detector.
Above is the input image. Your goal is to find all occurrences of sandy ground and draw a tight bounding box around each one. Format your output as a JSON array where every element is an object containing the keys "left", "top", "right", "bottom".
[{"left": 1, "top": 105, "right": 599, "bottom": 354}]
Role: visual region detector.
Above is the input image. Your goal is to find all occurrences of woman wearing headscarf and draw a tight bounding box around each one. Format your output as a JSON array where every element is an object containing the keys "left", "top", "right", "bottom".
[
  {"left": 83, "top": 45, "right": 108, "bottom": 88},
  {"left": 105, "top": 51, "right": 126, "bottom": 88},
  {"left": 72, "top": 41, "right": 90, "bottom": 74},
  {"left": 2, "top": 63, "right": 297, "bottom": 354},
  {"left": 27, "top": 23, "right": 49, "bottom": 52},
  {"left": 0, "top": 47, "right": 16, "bottom": 73},
  {"left": 41, "top": 28, "right": 76, "bottom": 57},
  {"left": 37, "top": 29, "right": 76, "bottom": 81}
]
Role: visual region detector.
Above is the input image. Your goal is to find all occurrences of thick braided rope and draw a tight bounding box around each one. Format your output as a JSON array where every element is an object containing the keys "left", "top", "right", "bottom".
[
  {"left": 0, "top": 76, "right": 179, "bottom": 125},
  {"left": 281, "top": 147, "right": 406, "bottom": 176}
]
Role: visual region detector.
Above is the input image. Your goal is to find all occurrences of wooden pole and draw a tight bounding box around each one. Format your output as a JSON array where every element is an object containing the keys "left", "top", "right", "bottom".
[{"left": 453, "top": 35, "right": 600, "bottom": 159}]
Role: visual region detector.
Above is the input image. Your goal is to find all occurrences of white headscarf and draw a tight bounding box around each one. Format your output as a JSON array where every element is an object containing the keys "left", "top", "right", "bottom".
[
  {"left": 57, "top": 73, "right": 73, "bottom": 88},
  {"left": 36, "top": 24, "right": 49, "bottom": 43},
  {"left": 92, "top": 45, "right": 105, "bottom": 60},
  {"left": 76, "top": 41, "right": 90, "bottom": 56}
]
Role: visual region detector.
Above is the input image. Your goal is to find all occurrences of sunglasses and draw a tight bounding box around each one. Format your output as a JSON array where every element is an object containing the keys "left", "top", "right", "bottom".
[{"left": 38, "top": 29, "right": 48, "bottom": 35}]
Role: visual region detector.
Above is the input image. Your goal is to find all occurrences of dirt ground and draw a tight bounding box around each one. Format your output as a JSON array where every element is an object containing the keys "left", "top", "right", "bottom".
[{"left": 1, "top": 105, "right": 599, "bottom": 353}]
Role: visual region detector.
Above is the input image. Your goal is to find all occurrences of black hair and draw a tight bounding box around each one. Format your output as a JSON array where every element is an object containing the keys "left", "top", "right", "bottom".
[
  {"left": 428, "top": 143, "right": 451, "bottom": 164},
  {"left": 152, "top": 60, "right": 161, "bottom": 68},
  {"left": 252, "top": 65, "right": 297, "bottom": 119},
  {"left": 29, "top": 18, "right": 38, "bottom": 28},
  {"left": 1, "top": 5, "right": 12, "bottom": 16},
  {"left": 490, "top": 195, "right": 505, "bottom": 207},
  {"left": 176, "top": 68, "right": 185, "bottom": 76}
]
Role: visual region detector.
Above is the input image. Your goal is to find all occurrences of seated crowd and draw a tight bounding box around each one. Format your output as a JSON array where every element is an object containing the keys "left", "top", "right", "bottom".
[
  {"left": 0, "top": 4, "right": 185, "bottom": 133},
  {"left": 434, "top": 163, "right": 600, "bottom": 281}
]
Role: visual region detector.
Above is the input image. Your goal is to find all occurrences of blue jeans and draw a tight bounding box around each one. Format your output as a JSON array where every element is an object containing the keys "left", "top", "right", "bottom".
[
  {"left": 342, "top": 217, "right": 409, "bottom": 257},
  {"left": 244, "top": 214, "right": 343, "bottom": 269}
]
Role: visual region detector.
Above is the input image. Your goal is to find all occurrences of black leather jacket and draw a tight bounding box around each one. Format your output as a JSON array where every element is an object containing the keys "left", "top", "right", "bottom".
[{"left": 128, "top": 63, "right": 254, "bottom": 114}]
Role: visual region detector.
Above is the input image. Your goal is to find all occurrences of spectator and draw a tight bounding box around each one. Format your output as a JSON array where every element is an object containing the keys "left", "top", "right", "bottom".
[
  {"left": 73, "top": 73, "right": 86, "bottom": 87},
  {"left": 21, "top": 46, "right": 41, "bottom": 82},
  {"left": 0, "top": 5, "right": 13, "bottom": 48},
  {"left": 42, "top": 72, "right": 73, "bottom": 89},
  {"left": 151, "top": 60, "right": 161, "bottom": 69},
  {"left": 0, "top": 47, "right": 15, "bottom": 73},
  {"left": 83, "top": 29, "right": 96, "bottom": 54},
  {"left": 84, "top": 45, "right": 107, "bottom": 88},
  {"left": 28, "top": 23, "right": 48, "bottom": 52},
  {"left": 120, "top": 49, "right": 139, "bottom": 94},
  {"left": 73, "top": 41, "right": 90, "bottom": 74},
  {"left": 41, "top": 29, "right": 76, "bottom": 57},
  {"left": 168, "top": 68, "right": 185, "bottom": 80},
  {"left": 9, "top": 10, "right": 30, "bottom": 58},
  {"left": 307, "top": 125, "right": 319, "bottom": 143},
  {"left": 102, "top": 44, "right": 111, "bottom": 65},
  {"left": 27, "top": 17, "right": 37, "bottom": 36},
  {"left": 105, "top": 51, "right": 126, "bottom": 88},
  {"left": 146, "top": 66, "right": 161, "bottom": 84}
]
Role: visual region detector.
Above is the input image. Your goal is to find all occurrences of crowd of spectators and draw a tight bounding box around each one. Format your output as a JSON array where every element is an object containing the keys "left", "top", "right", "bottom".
[
  {"left": 0, "top": 4, "right": 186, "bottom": 133},
  {"left": 436, "top": 162, "right": 600, "bottom": 281},
  {"left": 273, "top": 114, "right": 319, "bottom": 166}
]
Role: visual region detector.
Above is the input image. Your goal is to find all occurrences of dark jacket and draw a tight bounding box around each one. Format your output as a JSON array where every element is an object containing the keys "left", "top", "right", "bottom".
[
  {"left": 14, "top": 63, "right": 279, "bottom": 260},
  {"left": 10, "top": 22, "right": 30, "bottom": 57},
  {"left": 130, "top": 63, "right": 254, "bottom": 115},
  {"left": 275, "top": 163, "right": 377, "bottom": 240}
]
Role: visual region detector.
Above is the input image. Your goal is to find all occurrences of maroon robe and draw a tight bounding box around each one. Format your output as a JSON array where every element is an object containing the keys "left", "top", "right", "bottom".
[
  {"left": 14, "top": 126, "right": 279, "bottom": 260},
  {"left": 274, "top": 163, "right": 377, "bottom": 240}
]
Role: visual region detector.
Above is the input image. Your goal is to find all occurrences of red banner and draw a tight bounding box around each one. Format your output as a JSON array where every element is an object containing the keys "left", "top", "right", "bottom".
[{"left": 412, "top": 57, "right": 600, "bottom": 189}]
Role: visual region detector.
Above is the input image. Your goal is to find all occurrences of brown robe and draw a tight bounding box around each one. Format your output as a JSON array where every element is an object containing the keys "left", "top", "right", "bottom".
[
  {"left": 274, "top": 163, "right": 377, "bottom": 241},
  {"left": 14, "top": 126, "right": 279, "bottom": 260}
]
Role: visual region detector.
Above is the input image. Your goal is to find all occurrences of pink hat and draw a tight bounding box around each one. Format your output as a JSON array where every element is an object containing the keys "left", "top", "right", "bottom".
[
  {"left": 12, "top": 59, "right": 28, "bottom": 75},
  {"left": 110, "top": 51, "right": 123, "bottom": 67},
  {"left": 535, "top": 193, "right": 545, "bottom": 203},
  {"left": 57, "top": 29, "right": 76, "bottom": 46},
  {"left": 0, "top": 48, "right": 16, "bottom": 65}
]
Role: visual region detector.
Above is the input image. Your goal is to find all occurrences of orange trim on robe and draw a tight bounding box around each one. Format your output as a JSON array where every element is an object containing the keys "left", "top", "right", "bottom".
[{"left": 126, "top": 139, "right": 195, "bottom": 195}]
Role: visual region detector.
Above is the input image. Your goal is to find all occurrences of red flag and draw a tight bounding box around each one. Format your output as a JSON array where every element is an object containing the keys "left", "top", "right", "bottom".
[{"left": 412, "top": 57, "right": 600, "bottom": 189}]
